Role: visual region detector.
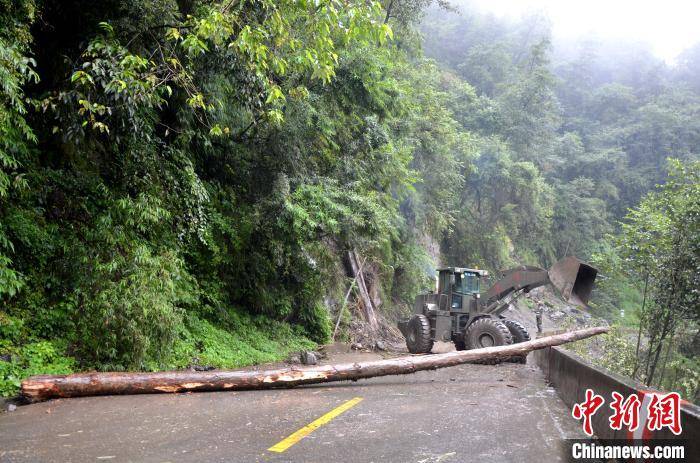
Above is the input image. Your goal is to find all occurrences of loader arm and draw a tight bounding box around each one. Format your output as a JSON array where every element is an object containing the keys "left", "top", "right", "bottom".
[
  {"left": 480, "top": 257, "right": 598, "bottom": 315},
  {"left": 481, "top": 266, "right": 550, "bottom": 314}
]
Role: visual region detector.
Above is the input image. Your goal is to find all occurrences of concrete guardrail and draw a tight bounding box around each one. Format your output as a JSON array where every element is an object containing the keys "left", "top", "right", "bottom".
[{"left": 533, "top": 346, "right": 699, "bottom": 455}]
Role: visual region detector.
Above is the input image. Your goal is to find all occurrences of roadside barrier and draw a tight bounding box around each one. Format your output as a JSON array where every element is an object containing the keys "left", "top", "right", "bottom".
[{"left": 533, "top": 346, "right": 699, "bottom": 455}]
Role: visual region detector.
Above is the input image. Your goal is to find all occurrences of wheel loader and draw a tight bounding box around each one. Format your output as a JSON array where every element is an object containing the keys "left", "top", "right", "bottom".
[{"left": 398, "top": 256, "right": 597, "bottom": 356}]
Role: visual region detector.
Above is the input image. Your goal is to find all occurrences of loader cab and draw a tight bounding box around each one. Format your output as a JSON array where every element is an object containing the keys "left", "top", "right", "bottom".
[
  {"left": 455, "top": 271, "right": 481, "bottom": 295},
  {"left": 436, "top": 267, "right": 488, "bottom": 312}
]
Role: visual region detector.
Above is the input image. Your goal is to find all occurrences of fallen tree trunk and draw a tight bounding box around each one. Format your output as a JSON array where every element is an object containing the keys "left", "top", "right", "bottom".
[{"left": 21, "top": 326, "right": 608, "bottom": 403}]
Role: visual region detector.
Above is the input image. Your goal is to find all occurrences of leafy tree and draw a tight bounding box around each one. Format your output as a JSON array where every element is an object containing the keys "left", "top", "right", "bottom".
[{"left": 616, "top": 160, "right": 699, "bottom": 388}]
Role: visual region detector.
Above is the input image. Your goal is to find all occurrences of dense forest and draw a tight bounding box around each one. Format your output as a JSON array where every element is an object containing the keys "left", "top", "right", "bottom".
[{"left": 1, "top": 1, "right": 698, "bottom": 399}]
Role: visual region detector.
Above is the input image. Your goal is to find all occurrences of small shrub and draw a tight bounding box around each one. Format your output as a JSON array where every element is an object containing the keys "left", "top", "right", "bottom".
[
  {"left": 75, "top": 246, "right": 190, "bottom": 370},
  {"left": 0, "top": 340, "right": 75, "bottom": 397},
  {"left": 160, "top": 311, "right": 315, "bottom": 370}
]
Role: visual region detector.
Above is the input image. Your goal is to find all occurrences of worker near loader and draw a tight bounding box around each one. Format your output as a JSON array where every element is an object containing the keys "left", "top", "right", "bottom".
[{"left": 535, "top": 300, "right": 544, "bottom": 334}]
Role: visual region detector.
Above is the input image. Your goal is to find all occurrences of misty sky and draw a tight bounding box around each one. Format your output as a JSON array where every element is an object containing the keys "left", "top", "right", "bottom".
[{"left": 469, "top": 0, "right": 700, "bottom": 63}]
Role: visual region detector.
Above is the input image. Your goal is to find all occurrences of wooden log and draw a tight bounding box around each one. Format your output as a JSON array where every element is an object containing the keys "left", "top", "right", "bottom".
[{"left": 21, "top": 326, "right": 608, "bottom": 403}]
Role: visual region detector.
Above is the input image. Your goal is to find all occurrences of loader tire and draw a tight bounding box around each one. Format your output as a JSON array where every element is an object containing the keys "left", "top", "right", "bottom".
[
  {"left": 503, "top": 319, "right": 530, "bottom": 364},
  {"left": 503, "top": 319, "right": 530, "bottom": 343},
  {"left": 465, "top": 318, "right": 513, "bottom": 364},
  {"left": 406, "top": 314, "right": 433, "bottom": 354}
]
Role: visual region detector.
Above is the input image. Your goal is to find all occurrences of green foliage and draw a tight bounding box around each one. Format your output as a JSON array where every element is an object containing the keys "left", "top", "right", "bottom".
[
  {"left": 589, "top": 242, "right": 644, "bottom": 324},
  {"left": 0, "top": 340, "right": 75, "bottom": 397},
  {"left": 0, "top": 0, "right": 404, "bottom": 392},
  {"left": 662, "top": 355, "right": 699, "bottom": 402},
  {"left": 443, "top": 137, "right": 555, "bottom": 270},
  {"left": 421, "top": 5, "right": 700, "bottom": 271},
  {"left": 75, "top": 246, "right": 190, "bottom": 370},
  {"left": 63, "top": 0, "right": 392, "bottom": 137},
  {"left": 0, "top": 0, "right": 37, "bottom": 300},
  {"left": 613, "top": 160, "right": 700, "bottom": 386},
  {"left": 0, "top": 312, "right": 75, "bottom": 397},
  {"left": 164, "top": 311, "right": 315, "bottom": 370},
  {"left": 0, "top": 309, "right": 314, "bottom": 396},
  {"left": 565, "top": 324, "right": 637, "bottom": 379}
]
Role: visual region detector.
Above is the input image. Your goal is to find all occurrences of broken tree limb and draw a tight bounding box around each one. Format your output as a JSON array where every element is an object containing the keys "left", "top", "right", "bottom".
[
  {"left": 332, "top": 256, "right": 366, "bottom": 341},
  {"left": 21, "top": 326, "right": 608, "bottom": 403},
  {"left": 346, "top": 250, "right": 378, "bottom": 331},
  {"left": 331, "top": 281, "right": 354, "bottom": 341}
]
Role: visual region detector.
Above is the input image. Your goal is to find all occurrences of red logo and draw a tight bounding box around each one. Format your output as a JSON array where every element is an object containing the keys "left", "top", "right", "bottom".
[
  {"left": 609, "top": 391, "right": 641, "bottom": 432},
  {"left": 573, "top": 390, "right": 683, "bottom": 437},
  {"left": 572, "top": 389, "right": 605, "bottom": 436},
  {"left": 647, "top": 392, "right": 682, "bottom": 435}
]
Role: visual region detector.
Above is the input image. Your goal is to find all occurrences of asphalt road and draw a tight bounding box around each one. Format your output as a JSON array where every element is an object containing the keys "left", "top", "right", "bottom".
[{"left": 0, "top": 346, "right": 585, "bottom": 463}]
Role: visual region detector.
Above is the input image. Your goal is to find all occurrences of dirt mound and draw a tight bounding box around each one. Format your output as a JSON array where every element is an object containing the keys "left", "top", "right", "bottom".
[{"left": 344, "top": 314, "right": 405, "bottom": 351}]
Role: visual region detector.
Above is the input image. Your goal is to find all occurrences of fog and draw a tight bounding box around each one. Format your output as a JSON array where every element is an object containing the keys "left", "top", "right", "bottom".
[{"left": 467, "top": 0, "right": 700, "bottom": 63}]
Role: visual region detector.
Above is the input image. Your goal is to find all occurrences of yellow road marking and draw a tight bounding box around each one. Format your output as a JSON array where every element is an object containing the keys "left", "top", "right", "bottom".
[{"left": 268, "top": 397, "right": 364, "bottom": 453}]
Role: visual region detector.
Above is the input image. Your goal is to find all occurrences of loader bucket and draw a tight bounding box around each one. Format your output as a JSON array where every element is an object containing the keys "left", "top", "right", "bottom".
[{"left": 548, "top": 257, "right": 598, "bottom": 306}]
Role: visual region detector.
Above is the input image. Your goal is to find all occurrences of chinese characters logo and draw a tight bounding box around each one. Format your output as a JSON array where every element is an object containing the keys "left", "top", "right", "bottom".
[{"left": 572, "top": 389, "right": 682, "bottom": 437}]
